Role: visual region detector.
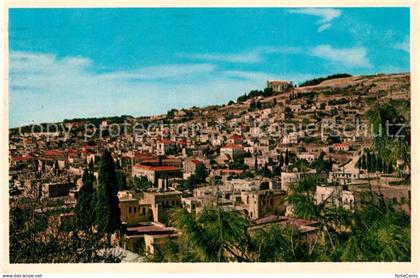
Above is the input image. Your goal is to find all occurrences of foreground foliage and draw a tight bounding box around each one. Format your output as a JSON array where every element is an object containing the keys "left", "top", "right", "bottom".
[
  {"left": 151, "top": 177, "right": 410, "bottom": 262},
  {"left": 9, "top": 199, "right": 121, "bottom": 263}
]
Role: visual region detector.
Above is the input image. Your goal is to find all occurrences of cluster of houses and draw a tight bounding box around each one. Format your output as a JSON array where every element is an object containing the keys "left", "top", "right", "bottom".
[{"left": 9, "top": 73, "right": 411, "bottom": 257}]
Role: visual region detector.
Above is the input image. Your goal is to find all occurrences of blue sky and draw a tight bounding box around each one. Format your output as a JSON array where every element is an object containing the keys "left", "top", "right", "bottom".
[{"left": 9, "top": 8, "right": 410, "bottom": 127}]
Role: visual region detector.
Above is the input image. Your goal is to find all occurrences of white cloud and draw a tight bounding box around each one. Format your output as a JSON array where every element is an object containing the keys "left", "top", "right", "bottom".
[
  {"left": 182, "top": 44, "right": 372, "bottom": 69},
  {"left": 9, "top": 51, "right": 273, "bottom": 127},
  {"left": 309, "top": 44, "right": 371, "bottom": 68},
  {"left": 178, "top": 46, "right": 300, "bottom": 64},
  {"left": 289, "top": 8, "right": 342, "bottom": 32},
  {"left": 98, "top": 63, "right": 216, "bottom": 81},
  {"left": 180, "top": 51, "right": 264, "bottom": 64},
  {"left": 392, "top": 37, "right": 410, "bottom": 53},
  {"left": 317, "top": 22, "right": 331, "bottom": 32},
  {"left": 222, "top": 70, "right": 272, "bottom": 81},
  {"left": 11, "top": 48, "right": 375, "bottom": 127}
]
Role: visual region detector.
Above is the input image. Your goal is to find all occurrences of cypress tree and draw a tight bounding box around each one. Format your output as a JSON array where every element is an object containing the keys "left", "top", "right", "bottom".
[
  {"left": 360, "top": 155, "right": 366, "bottom": 170},
  {"left": 366, "top": 151, "right": 371, "bottom": 172},
  {"left": 116, "top": 170, "right": 128, "bottom": 191},
  {"left": 54, "top": 160, "right": 59, "bottom": 176},
  {"left": 387, "top": 163, "right": 393, "bottom": 174},
  {"left": 88, "top": 159, "right": 94, "bottom": 171},
  {"left": 376, "top": 156, "right": 383, "bottom": 173},
  {"left": 279, "top": 153, "right": 284, "bottom": 168},
  {"left": 370, "top": 153, "right": 376, "bottom": 173},
  {"left": 262, "top": 163, "right": 272, "bottom": 178},
  {"left": 195, "top": 163, "right": 207, "bottom": 184},
  {"left": 95, "top": 150, "right": 120, "bottom": 235},
  {"left": 254, "top": 154, "right": 258, "bottom": 171},
  {"left": 76, "top": 169, "right": 96, "bottom": 228}
]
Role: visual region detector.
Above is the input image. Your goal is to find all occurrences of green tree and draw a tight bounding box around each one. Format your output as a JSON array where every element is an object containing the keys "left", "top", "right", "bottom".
[
  {"left": 387, "top": 162, "right": 394, "bottom": 174},
  {"left": 95, "top": 150, "right": 120, "bottom": 235},
  {"left": 279, "top": 153, "right": 284, "bottom": 168},
  {"left": 338, "top": 192, "right": 410, "bottom": 262},
  {"left": 133, "top": 176, "right": 152, "bottom": 191},
  {"left": 116, "top": 170, "right": 128, "bottom": 191},
  {"left": 10, "top": 197, "right": 121, "bottom": 263},
  {"left": 260, "top": 163, "right": 272, "bottom": 177},
  {"left": 312, "top": 152, "right": 332, "bottom": 173},
  {"left": 194, "top": 163, "right": 207, "bottom": 184},
  {"left": 360, "top": 154, "right": 366, "bottom": 170},
  {"left": 254, "top": 154, "right": 258, "bottom": 171},
  {"left": 285, "top": 149, "right": 289, "bottom": 166},
  {"left": 75, "top": 169, "right": 96, "bottom": 228},
  {"left": 285, "top": 176, "right": 353, "bottom": 257},
  {"left": 158, "top": 207, "right": 251, "bottom": 262},
  {"left": 88, "top": 158, "right": 94, "bottom": 171},
  {"left": 366, "top": 101, "right": 410, "bottom": 171},
  {"left": 376, "top": 156, "right": 383, "bottom": 173},
  {"left": 366, "top": 151, "right": 372, "bottom": 172}
]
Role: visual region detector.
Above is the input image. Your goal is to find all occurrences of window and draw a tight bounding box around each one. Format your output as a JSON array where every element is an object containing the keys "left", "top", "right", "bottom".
[
  {"left": 143, "top": 208, "right": 146, "bottom": 214},
  {"left": 129, "top": 207, "right": 132, "bottom": 213},
  {"left": 134, "top": 207, "right": 137, "bottom": 213},
  {"left": 270, "top": 199, "right": 274, "bottom": 206}
]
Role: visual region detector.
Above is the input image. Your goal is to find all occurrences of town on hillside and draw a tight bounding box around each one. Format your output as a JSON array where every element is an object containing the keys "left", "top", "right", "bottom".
[{"left": 9, "top": 72, "right": 411, "bottom": 263}]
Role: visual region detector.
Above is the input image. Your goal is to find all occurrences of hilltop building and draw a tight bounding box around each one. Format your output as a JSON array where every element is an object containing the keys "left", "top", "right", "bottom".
[{"left": 266, "top": 80, "right": 293, "bottom": 93}]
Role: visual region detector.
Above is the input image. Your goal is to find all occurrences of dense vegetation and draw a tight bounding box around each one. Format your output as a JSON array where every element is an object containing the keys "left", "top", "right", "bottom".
[
  {"left": 63, "top": 115, "right": 132, "bottom": 126},
  {"left": 365, "top": 100, "right": 410, "bottom": 180},
  {"left": 236, "top": 87, "right": 277, "bottom": 103},
  {"left": 150, "top": 176, "right": 410, "bottom": 262},
  {"left": 299, "top": 73, "right": 352, "bottom": 87},
  {"left": 9, "top": 204, "right": 121, "bottom": 263},
  {"left": 9, "top": 149, "right": 122, "bottom": 263}
]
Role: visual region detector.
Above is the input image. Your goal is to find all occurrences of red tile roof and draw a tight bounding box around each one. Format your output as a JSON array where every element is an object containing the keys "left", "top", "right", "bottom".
[
  {"left": 133, "top": 164, "right": 180, "bottom": 172},
  {"left": 133, "top": 152, "right": 156, "bottom": 161},
  {"left": 12, "top": 154, "right": 34, "bottom": 161},
  {"left": 222, "top": 144, "right": 243, "bottom": 150},
  {"left": 178, "top": 139, "right": 188, "bottom": 145},
  {"left": 44, "top": 150, "right": 65, "bottom": 156},
  {"left": 229, "top": 134, "right": 243, "bottom": 140},
  {"left": 333, "top": 143, "right": 349, "bottom": 147},
  {"left": 191, "top": 159, "right": 203, "bottom": 165},
  {"left": 160, "top": 138, "right": 175, "bottom": 144}
]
